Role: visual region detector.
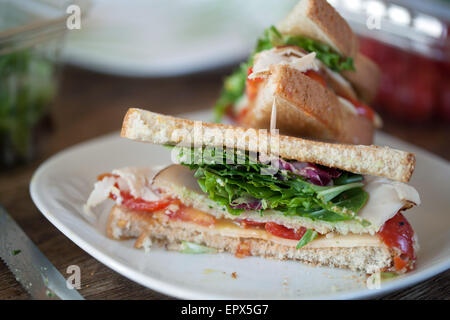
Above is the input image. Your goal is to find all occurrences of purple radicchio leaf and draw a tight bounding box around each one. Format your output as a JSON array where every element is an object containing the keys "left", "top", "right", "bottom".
[
  {"left": 273, "top": 159, "right": 341, "bottom": 186},
  {"left": 229, "top": 196, "right": 262, "bottom": 210}
]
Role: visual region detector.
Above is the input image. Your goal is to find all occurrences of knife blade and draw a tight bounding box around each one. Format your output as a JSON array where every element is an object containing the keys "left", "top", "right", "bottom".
[{"left": 0, "top": 205, "right": 84, "bottom": 300}]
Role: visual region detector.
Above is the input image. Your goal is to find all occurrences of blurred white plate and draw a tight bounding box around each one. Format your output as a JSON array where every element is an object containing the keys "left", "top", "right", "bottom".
[
  {"left": 30, "top": 110, "right": 450, "bottom": 299},
  {"left": 62, "top": 0, "right": 298, "bottom": 77}
]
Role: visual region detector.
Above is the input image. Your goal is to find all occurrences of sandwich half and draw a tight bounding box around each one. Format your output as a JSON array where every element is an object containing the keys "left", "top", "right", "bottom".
[
  {"left": 214, "top": 0, "right": 381, "bottom": 145},
  {"left": 86, "top": 109, "right": 420, "bottom": 275}
]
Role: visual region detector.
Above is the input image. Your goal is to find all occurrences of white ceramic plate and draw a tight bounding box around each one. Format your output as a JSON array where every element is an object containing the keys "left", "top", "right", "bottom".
[
  {"left": 63, "top": 0, "right": 298, "bottom": 77},
  {"left": 30, "top": 110, "right": 450, "bottom": 299}
]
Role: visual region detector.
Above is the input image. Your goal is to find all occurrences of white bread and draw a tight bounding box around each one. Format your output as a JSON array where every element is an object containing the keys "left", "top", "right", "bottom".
[
  {"left": 107, "top": 205, "right": 393, "bottom": 274},
  {"left": 241, "top": 64, "right": 375, "bottom": 145},
  {"left": 277, "top": 0, "right": 358, "bottom": 58},
  {"left": 121, "top": 108, "right": 415, "bottom": 182}
]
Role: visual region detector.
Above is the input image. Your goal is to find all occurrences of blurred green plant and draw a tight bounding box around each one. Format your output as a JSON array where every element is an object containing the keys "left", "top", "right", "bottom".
[{"left": 0, "top": 49, "right": 55, "bottom": 167}]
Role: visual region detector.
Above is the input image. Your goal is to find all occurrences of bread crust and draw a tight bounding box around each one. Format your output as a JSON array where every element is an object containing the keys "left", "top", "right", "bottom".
[
  {"left": 107, "top": 205, "right": 393, "bottom": 273},
  {"left": 121, "top": 108, "right": 415, "bottom": 182},
  {"left": 241, "top": 64, "right": 374, "bottom": 145},
  {"left": 278, "top": 0, "right": 358, "bottom": 58},
  {"left": 342, "top": 53, "right": 381, "bottom": 104}
]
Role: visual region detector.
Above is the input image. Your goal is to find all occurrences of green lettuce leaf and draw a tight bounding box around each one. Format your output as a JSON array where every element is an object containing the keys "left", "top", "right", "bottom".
[
  {"left": 177, "top": 147, "right": 369, "bottom": 224},
  {"left": 296, "top": 229, "right": 318, "bottom": 249},
  {"left": 179, "top": 241, "right": 217, "bottom": 254},
  {"left": 213, "top": 62, "right": 249, "bottom": 122}
]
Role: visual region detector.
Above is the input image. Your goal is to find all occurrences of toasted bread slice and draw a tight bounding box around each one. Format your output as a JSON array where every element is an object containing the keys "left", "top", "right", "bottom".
[
  {"left": 107, "top": 205, "right": 393, "bottom": 274},
  {"left": 342, "top": 53, "right": 381, "bottom": 104},
  {"left": 121, "top": 108, "right": 415, "bottom": 182},
  {"left": 277, "top": 0, "right": 358, "bottom": 58},
  {"left": 241, "top": 64, "right": 374, "bottom": 145}
]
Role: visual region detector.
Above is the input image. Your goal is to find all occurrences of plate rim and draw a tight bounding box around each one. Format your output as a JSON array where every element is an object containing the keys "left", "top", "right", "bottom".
[{"left": 30, "top": 123, "right": 450, "bottom": 300}]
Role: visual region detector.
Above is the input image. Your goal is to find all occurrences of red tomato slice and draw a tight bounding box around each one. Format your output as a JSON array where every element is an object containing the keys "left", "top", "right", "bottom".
[
  {"left": 344, "top": 96, "right": 375, "bottom": 122},
  {"left": 379, "top": 212, "right": 416, "bottom": 271},
  {"left": 265, "top": 222, "right": 307, "bottom": 240},
  {"left": 112, "top": 191, "right": 171, "bottom": 212},
  {"left": 394, "top": 256, "right": 408, "bottom": 271},
  {"left": 97, "top": 173, "right": 119, "bottom": 181},
  {"left": 99, "top": 173, "right": 171, "bottom": 213},
  {"left": 168, "top": 206, "right": 216, "bottom": 227},
  {"left": 237, "top": 219, "right": 266, "bottom": 229},
  {"left": 304, "top": 70, "right": 327, "bottom": 87}
]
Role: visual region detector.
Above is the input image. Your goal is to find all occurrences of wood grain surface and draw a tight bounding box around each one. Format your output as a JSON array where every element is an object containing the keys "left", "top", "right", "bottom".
[{"left": 0, "top": 66, "right": 449, "bottom": 300}]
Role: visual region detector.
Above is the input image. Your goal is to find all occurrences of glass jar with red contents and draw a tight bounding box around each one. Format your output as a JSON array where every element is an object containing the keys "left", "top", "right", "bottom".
[
  {"left": 360, "top": 37, "right": 449, "bottom": 123},
  {"left": 330, "top": 0, "right": 450, "bottom": 123}
]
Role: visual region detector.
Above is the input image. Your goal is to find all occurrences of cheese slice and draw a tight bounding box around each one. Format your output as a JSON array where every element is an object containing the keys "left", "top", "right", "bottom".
[
  {"left": 161, "top": 212, "right": 384, "bottom": 249},
  {"left": 112, "top": 167, "right": 160, "bottom": 202},
  {"left": 337, "top": 96, "right": 358, "bottom": 116},
  {"left": 85, "top": 167, "right": 161, "bottom": 214},
  {"left": 324, "top": 68, "right": 354, "bottom": 95},
  {"left": 249, "top": 48, "right": 319, "bottom": 79},
  {"left": 359, "top": 176, "right": 420, "bottom": 230},
  {"left": 215, "top": 218, "right": 383, "bottom": 248},
  {"left": 86, "top": 177, "right": 117, "bottom": 208}
]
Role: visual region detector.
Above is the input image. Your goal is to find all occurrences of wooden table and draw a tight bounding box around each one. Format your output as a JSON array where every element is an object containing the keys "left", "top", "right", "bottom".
[{"left": 1, "top": 66, "right": 449, "bottom": 300}]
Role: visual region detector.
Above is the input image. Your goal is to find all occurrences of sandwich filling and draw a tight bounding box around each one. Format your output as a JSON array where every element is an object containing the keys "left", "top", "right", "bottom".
[
  {"left": 86, "top": 148, "right": 420, "bottom": 273},
  {"left": 213, "top": 26, "right": 379, "bottom": 126}
]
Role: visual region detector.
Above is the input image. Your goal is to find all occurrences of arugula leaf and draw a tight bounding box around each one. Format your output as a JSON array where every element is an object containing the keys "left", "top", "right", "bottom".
[
  {"left": 213, "top": 26, "right": 354, "bottom": 122},
  {"left": 213, "top": 62, "right": 249, "bottom": 122},
  {"left": 177, "top": 147, "right": 368, "bottom": 224},
  {"left": 255, "top": 26, "right": 284, "bottom": 53},
  {"left": 380, "top": 272, "right": 398, "bottom": 281},
  {"left": 317, "top": 182, "right": 364, "bottom": 202},
  {"left": 296, "top": 229, "right": 318, "bottom": 249},
  {"left": 179, "top": 241, "right": 217, "bottom": 254},
  {"left": 334, "top": 172, "right": 364, "bottom": 185},
  {"left": 284, "top": 34, "right": 354, "bottom": 71},
  {"left": 256, "top": 26, "right": 354, "bottom": 72},
  {"left": 331, "top": 188, "right": 369, "bottom": 214}
]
